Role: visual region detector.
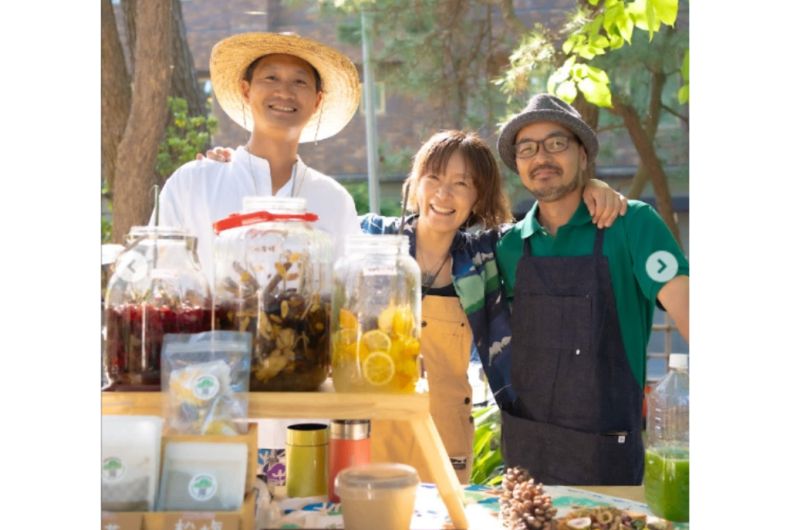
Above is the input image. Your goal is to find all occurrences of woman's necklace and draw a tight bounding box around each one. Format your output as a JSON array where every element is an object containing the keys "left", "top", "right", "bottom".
[
  {"left": 419, "top": 251, "right": 451, "bottom": 291},
  {"left": 246, "top": 146, "right": 304, "bottom": 197}
]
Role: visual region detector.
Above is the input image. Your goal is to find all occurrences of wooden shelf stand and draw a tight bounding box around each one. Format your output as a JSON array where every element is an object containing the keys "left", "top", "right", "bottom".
[{"left": 103, "top": 390, "right": 469, "bottom": 529}]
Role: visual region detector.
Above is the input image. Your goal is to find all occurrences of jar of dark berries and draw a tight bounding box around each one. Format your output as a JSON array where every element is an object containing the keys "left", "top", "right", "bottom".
[
  {"left": 103, "top": 226, "right": 212, "bottom": 390},
  {"left": 213, "top": 197, "right": 333, "bottom": 391}
]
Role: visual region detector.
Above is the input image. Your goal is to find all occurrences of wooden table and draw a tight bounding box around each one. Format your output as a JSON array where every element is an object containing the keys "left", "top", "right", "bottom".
[{"left": 581, "top": 485, "right": 645, "bottom": 503}]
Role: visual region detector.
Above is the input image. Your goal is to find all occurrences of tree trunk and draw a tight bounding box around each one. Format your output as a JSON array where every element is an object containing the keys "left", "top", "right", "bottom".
[
  {"left": 169, "top": 0, "right": 204, "bottom": 117},
  {"left": 112, "top": 0, "right": 173, "bottom": 242},
  {"left": 573, "top": 96, "right": 599, "bottom": 182},
  {"left": 613, "top": 98, "right": 683, "bottom": 249},
  {"left": 101, "top": 0, "right": 131, "bottom": 194},
  {"left": 121, "top": 0, "right": 137, "bottom": 72},
  {"left": 627, "top": 70, "right": 666, "bottom": 199}
]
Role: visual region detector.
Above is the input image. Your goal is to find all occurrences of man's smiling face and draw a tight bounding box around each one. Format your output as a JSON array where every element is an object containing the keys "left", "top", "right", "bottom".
[
  {"left": 241, "top": 53, "right": 322, "bottom": 134},
  {"left": 515, "top": 121, "right": 587, "bottom": 203}
]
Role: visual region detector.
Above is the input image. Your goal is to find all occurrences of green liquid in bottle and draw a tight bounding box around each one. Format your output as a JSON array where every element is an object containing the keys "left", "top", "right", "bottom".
[{"left": 644, "top": 445, "right": 689, "bottom": 522}]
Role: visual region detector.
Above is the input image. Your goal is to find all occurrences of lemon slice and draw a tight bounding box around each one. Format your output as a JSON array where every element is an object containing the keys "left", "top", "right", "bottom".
[
  {"left": 378, "top": 305, "right": 396, "bottom": 333},
  {"left": 361, "top": 329, "right": 392, "bottom": 353},
  {"left": 339, "top": 308, "right": 359, "bottom": 331},
  {"left": 363, "top": 351, "right": 395, "bottom": 386},
  {"left": 392, "top": 306, "right": 415, "bottom": 336},
  {"left": 336, "top": 328, "right": 358, "bottom": 346}
]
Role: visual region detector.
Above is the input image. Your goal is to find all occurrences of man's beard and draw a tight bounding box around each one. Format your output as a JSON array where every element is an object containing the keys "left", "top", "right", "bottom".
[{"left": 527, "top": 165, "right": 584, "bottom": 202}]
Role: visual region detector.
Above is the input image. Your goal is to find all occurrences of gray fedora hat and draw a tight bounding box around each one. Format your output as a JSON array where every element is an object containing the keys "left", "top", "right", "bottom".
[{"left": 497, "top": 93, "right": 599, "bottom": 174}]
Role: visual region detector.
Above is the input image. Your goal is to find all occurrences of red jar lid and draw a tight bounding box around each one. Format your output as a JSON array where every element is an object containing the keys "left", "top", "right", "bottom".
[{"left": 213, "top": 210, "right": 319, "bottom": 234}]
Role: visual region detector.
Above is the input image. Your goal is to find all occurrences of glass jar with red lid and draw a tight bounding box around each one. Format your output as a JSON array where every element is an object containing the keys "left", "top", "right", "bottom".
[
  {"left": 103, "top": 226, "right": 212, "bottom": 390},
  {"left": 213, "top": 197, "right": 333, "bottom": 391}
]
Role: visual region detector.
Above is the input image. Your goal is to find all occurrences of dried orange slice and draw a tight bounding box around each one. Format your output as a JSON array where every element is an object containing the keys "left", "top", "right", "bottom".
[{"left": 363, "top": 351, "right": 395, "bottom": 386}]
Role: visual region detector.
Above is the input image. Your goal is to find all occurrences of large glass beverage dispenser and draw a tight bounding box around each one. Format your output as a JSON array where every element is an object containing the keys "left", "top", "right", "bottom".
[
  {"left": 103, "top": 226, "right": 212, "bottom": 389},
  {"left": 213, "top": 197, "right": 333, "bottom": 391},
  {"left": 331, "top": 235, "right": 421, "bottom": 393}
]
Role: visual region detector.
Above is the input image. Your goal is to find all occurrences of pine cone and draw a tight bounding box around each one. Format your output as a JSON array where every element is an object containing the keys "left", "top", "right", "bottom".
[{"left": 500, "top": 467, "right": 557, "bottom": 529}]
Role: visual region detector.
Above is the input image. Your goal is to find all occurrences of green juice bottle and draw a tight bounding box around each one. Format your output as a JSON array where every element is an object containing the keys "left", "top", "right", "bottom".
[{"left": 644, "top": 354, "right": 689, "bottom": 522}]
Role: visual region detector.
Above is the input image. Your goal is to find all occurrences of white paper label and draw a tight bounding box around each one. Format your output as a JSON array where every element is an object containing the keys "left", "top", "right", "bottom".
[{"left": 362, "top": 265, "right": 397, "bottom": 277}]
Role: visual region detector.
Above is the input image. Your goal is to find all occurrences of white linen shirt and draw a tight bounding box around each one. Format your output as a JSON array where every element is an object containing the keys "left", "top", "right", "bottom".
[{"left": 155, "top": 146, "right": 361, "bottom": 283}]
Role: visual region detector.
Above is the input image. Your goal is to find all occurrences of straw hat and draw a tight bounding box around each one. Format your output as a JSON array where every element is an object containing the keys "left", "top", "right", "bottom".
[{"left": 210, "top": 32, "right": 361, "bottom": 143}]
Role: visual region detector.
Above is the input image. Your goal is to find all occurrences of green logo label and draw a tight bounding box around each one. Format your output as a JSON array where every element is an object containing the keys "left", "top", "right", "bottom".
[
  {"left": 188, "top": 473, "right": 217, "bottom": 502},
  {"left": 102, "top": 456, "right": 125, "bottom": 482},
  {"left": 193, "top": 374, "right": 220, "bottom": 400}
]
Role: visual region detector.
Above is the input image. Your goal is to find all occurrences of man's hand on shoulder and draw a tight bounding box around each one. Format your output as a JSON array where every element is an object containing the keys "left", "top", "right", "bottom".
[{"left": 196, "top": 147, "right": 234, "bottom": 163}]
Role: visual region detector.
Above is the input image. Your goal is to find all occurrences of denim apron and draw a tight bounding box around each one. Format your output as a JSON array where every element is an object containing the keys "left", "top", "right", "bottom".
[{"left": 501, "top": 229, "right": 644, "bottom": 485}]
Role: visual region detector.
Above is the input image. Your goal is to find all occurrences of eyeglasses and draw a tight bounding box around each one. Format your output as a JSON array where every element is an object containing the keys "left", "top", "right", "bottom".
[{"left": 514, "top": 134, "right": 577, "bottom": 159}]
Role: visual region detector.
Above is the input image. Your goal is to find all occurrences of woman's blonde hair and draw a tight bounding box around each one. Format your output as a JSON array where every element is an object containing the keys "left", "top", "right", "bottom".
[{"left": 403, "top": 130, "right": 512, "bottom": 229}]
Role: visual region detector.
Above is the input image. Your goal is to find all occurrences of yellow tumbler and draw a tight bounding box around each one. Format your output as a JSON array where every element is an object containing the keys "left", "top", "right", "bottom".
[{"left": 286, "top": 423, "right": 329, "bottom": 497}]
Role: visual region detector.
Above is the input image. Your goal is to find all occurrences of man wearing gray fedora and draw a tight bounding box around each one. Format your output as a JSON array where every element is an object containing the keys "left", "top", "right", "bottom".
[{"left": 495, "top": 93, "right": 689, "bottom": 485}]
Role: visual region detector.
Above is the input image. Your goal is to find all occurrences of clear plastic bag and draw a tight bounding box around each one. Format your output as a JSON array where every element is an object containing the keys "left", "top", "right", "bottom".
[{"left": 162, "top": 330, "right": 252, "bottom": 435}]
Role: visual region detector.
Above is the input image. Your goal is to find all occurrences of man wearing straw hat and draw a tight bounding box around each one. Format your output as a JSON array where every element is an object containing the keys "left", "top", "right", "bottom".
[
  {"left": 495, "top": 93, "right": 689, "bottom": 485},
  {"left": 155, "top": 32, "right": 362, "bottom": 281}
]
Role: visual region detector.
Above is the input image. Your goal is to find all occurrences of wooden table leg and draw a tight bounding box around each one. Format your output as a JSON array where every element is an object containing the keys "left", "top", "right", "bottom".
[{"left": 410, "top": 415, "right": 469, "bottom": 529}]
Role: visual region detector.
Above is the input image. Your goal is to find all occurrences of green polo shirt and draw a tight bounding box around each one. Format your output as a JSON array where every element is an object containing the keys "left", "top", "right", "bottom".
[{"left": 496, "top": 200, "right": 689, "bottom": 387}]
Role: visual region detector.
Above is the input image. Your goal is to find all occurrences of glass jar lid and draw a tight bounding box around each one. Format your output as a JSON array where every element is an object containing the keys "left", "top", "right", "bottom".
[{"left": 212, "top": 209, "right": 319, "bottom": 234}]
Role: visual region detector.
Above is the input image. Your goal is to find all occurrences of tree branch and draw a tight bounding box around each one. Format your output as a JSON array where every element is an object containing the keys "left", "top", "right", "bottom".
[
  {"left": 496, "top": 0, "right": 529, "bottom": 34},
  {"left": 661, "top": 103, "right": 689, "bottom": 123},
  {"left": 613, "top": 97, "right": 683, "bottom": 249}
]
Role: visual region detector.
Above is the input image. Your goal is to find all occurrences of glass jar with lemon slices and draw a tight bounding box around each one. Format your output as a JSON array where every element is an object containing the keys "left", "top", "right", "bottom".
[{"left": 331, "top": 235, "right": 421, "bottom": 393}]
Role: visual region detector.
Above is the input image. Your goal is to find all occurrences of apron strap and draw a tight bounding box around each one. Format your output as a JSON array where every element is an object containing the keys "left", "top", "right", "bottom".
[
  {"left": 523, "top": 234, "right": 533, "bottom": 257},
  {"left": 593, "top": 228, "right": 605, "bottom": 256}
]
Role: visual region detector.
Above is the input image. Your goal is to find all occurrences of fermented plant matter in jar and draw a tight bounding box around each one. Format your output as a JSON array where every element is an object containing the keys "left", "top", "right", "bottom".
[{"left": 214, "top": 254, "right": 330, "bottom": 391}]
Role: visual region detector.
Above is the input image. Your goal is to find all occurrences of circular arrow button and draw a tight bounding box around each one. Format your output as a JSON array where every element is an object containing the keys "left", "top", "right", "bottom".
[
  {"left": 116, "top": 250, "right": 149, "bottom": 283},
  {"left": 646, "top": 250, "right": 679, "bottom": 283}
]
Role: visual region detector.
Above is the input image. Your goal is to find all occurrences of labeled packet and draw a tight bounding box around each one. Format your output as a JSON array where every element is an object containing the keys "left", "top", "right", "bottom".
[
  {"left": 157, "top": 441, "right": 248, "bottom": 511},
  {"left": 101, "top": 415, "right": 163, "bottom": 511},
  {"left": 162, "top": 330, "right": 252, "bottom": 435}
]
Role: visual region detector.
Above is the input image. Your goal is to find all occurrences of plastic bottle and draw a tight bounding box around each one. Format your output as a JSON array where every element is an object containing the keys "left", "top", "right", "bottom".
[{"left": 644, "top": 353, "right": 689, "bottom": 522}]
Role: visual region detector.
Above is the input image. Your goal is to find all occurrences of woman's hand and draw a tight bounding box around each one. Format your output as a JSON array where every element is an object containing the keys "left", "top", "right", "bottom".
[
  {"left": 582, "top": 178, "right": 628, "bottom": 228},
  {"left": 196, "top": 146, "right": 233, "bottom": 162}
]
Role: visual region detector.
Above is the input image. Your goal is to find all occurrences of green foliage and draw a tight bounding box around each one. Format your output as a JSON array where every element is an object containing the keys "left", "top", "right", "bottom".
[
  {"left": 498, "top": 0, "right": 680, "bottom": 109},
  {"left": 342, "top": 181, "right": 401, "bottom": 216},
  {"left": 379, "top": 140, "right": 414, "bottom": 178},
  {"left": 470, "top": 404, "right": 504, "bottom": 486},
  {"left": 678, "top": 48, "right": 689, "bottom": 103},
  {"left": 101, "top": 179, "right": 112, "bottom": 243},
  {"left": 495, "top": 27, "right": 555, "bottom": 100},
  {"left": 156, "top": 97, "right": 218, "bottom": 180},
  {"left": 318, "top": 0, "right": 515, "bottom": 134}
]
